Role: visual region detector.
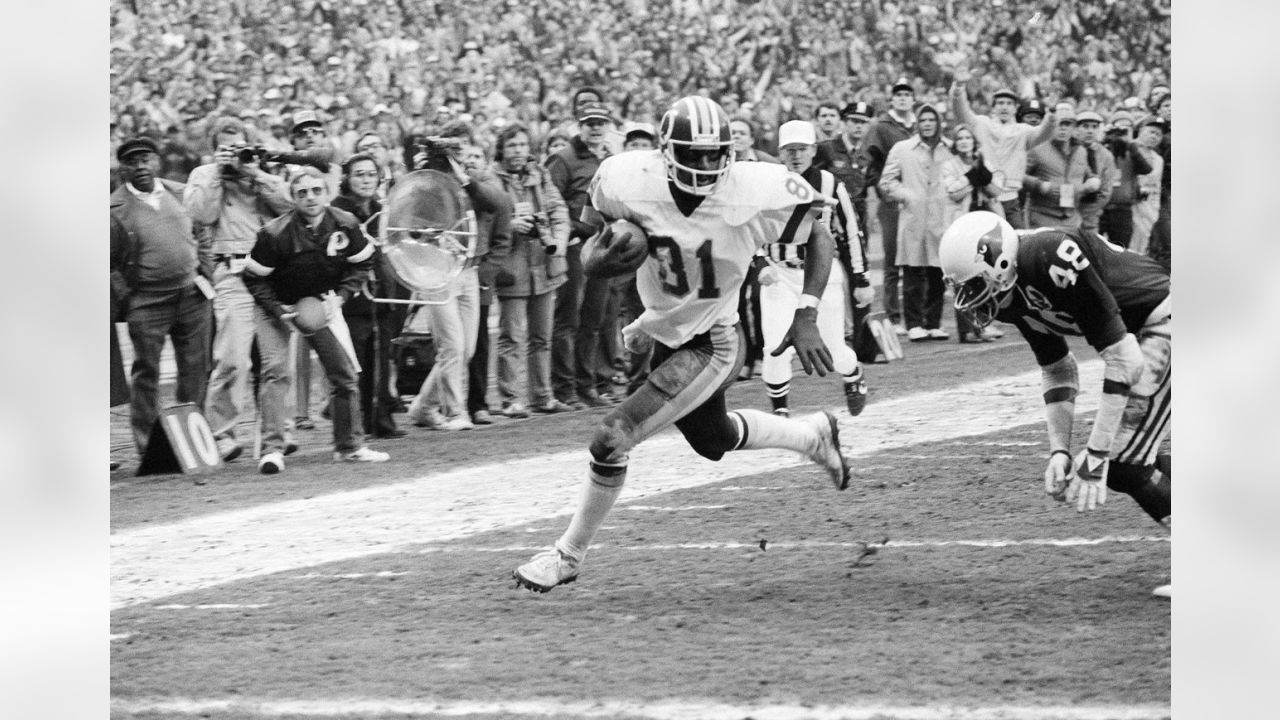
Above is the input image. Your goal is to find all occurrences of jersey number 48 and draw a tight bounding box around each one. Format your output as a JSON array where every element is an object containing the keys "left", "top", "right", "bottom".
[{"left": 1048, "top": 238, "right": 1090, "bottom": 288}]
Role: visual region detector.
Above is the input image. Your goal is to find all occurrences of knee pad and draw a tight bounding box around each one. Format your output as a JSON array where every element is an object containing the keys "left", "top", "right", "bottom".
[{"left": 588, "top": 413, "right": 636, "bottom": 472}]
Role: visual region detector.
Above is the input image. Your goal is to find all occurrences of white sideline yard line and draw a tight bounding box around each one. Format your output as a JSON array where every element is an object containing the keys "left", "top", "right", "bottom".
[
  {"left": 111, "top": 362, "right": 1103, "bottom": 609},
  {"left": 883, "top": 453, "right": 1018, "bottom": 460},
  {"left": 138, "top": 536, "right": 1167, "bottom": 585},
  {"left": 152, "top": 603, "right": 270, "bottom": 610},
  {"left": 411, "top": 536, "right": 1169, "bottom": 553},
  {"left": 619, "top": 504, "right": 731, "bottom": 511},
  {"left": 110, "top": 697, "right": 1171, "bottom": 720}
]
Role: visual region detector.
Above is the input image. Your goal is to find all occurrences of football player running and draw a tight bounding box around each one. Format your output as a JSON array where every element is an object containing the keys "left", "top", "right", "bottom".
[
  {"left": 513, "top": 96, "right": 853, "bottom": 593},
  {"left": 940, "top": 211, "right": 1171, "bottom": 595}
]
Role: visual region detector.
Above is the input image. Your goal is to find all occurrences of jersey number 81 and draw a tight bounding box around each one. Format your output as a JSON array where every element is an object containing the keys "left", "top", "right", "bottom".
[{"left": 649, "top": 236, "right": 721, "bottom": 299}]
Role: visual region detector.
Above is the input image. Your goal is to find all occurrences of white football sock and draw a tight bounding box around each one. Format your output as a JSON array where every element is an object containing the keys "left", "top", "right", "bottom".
[
  {"left": 556, "top": 464, "right": 627, "bottom": 561},
  {"left": 731, "top": 408, "right": 817, "bottom": 454}
]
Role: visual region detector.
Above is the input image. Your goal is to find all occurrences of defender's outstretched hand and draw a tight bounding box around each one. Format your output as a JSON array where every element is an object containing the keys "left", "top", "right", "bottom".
[
  {"left": 1065, "top": 449, "right": 1109, "bottom": 512},
  {"left": 771, "top": 307, "right": 833, "bottom": 376}
]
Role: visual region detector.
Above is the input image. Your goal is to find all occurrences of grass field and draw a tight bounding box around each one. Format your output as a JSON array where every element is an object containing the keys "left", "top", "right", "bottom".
[{"left": 110, "top": 332, "right": 1170, "bottom": 719}]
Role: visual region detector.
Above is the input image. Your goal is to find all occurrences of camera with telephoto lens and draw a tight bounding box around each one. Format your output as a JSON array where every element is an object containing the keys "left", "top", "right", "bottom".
[
  {"left": 220, "top": 143, "right": 268, "bottom": 178},
  {"left": 416, "top": 136, "right": 465, "bottom": 172},
  {"left": 220, "top": 142, "right": 267, "bottom": 164},
  {"left": 1101, "top": 128, "right": 1130, "bottom": 159}
]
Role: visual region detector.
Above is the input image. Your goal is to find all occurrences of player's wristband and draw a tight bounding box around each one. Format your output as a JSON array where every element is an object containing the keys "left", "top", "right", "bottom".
[
  {"left": 1049, "top": 449, "right": 1071, "bottom": 462},
  {"left": 798, "top": 293, "right": 821, "bottom": 309}
]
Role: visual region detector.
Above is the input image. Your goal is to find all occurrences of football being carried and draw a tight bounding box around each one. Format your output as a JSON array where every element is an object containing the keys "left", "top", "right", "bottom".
[{"left": 583, "top": 218, "right": 649, "bottom": 277}]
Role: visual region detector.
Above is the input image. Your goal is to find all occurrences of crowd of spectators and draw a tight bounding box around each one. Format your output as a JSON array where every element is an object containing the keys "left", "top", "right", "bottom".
[
  {"left": 110, "top": 0, "right": 1171, "bottom": 181},
  {"left": 110, "top": 0, "right": 1172, "bottom": 470}
]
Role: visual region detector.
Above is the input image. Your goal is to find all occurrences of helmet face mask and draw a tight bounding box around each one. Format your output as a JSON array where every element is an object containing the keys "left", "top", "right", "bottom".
[
  {"left": 951, "top": 274, "right": 1002, "bottom": 328},
  {"left": 939, "top": 211, "right": 1020, "bottom": 329},
  {"left": 660, "top": 96, "right": 735, "bottom": 196}
]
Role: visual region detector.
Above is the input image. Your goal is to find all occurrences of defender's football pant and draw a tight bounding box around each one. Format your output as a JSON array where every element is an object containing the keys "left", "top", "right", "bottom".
[{"left": 759, "top": 264, "right": 859, "bottom": 385}]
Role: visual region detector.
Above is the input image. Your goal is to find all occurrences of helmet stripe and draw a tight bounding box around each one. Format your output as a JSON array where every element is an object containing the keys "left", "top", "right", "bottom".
[
  {"left": 685, "top": 96, "right": 721, "bottom": 143},
  {"left": 689, "top": 96, "right": 707, "bottom": 137},
  {"left": 678, "top": 97, "right": 697, "bottom": 137}
]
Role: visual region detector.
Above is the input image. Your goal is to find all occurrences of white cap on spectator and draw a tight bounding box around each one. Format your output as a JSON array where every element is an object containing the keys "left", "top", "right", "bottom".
[
  {"left": 777, "top": 120, "right": 816, "bottom": 148},
  {"left": 372, "top": 103, "right": 391, "bottom": 115},
  {"left": 623, "top": 122, "right": 656, "bottom": 144}
]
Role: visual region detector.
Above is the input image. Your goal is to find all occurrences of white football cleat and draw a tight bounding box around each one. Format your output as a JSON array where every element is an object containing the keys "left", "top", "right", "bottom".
[
  {"left": 803, "top": 410, "right": 851, "bottom": 490},
  {"left": 1152, "top": 584, "right": 1171, "bottom": 599},
  {"left": 513, "top": 547, "right": 581, "bottom": 593}
]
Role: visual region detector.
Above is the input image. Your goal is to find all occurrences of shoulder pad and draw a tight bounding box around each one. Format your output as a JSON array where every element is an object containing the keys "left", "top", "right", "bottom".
[{"left": 718, "top": 163, "right": 814, "bottom": 227}]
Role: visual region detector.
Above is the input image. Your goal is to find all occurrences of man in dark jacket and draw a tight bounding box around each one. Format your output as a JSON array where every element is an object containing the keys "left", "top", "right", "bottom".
[
  {"left": 547, "top": 100, "right": 616, "bottom": 409},
  {"left": 110, "top": 136, "right": 213, "bottom": 459},
  {"left": 860, "top": 79, "right": 918, "bottom": 334},
  {"left": 816, "top": 101, "right": 879, "bottom": 359},
  {"left": 243, "top": 167, "right": 389, "bottom": 474}
]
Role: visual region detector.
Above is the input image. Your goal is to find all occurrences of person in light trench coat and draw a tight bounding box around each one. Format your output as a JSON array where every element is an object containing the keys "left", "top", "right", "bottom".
[{"left": 878, "top": 103, "right": 967, "bottom": 341}]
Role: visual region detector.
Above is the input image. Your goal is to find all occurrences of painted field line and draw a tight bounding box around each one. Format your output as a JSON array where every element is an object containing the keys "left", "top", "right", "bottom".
[
  {"left": 152, "top": 603, "right": 270, "bottom": 610},
  {"left": 881, "top": 453, "right": 1018, "bottom": 460},
  {"left": 111, "top": 362, "right": 1103, "bottom": 609},
  {"left": 291, "top": 570, "right": 409, "bottom": 579},
  {"left": 619, "top": 504, "right": 730, "bottom": 511},
  {"left": 410, "top": 535, "right": 1169, "bottom": 554},
  {"left": 110, "top": 697, "right": 1170, "bottom": 720},
  {"left": 940, "top": 440, "right": 1042, "bottom": 446}
]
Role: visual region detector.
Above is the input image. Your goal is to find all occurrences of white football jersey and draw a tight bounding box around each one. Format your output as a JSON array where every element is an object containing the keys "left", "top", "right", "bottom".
[{"left": 589, "top": 150, "right": 816, "bottom": 347}]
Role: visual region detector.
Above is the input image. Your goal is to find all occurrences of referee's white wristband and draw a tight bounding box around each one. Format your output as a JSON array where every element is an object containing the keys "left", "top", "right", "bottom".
[{"left": 798, "top": 293, "right": 820, "bottom": 309}]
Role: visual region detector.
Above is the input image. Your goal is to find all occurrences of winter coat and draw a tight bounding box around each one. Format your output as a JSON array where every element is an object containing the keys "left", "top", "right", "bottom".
[
  {"left": 879, "top": 135, "right": 964, "bottom": 268},
  {"left": 490, "top": 161, "right": 570, "bottom": 298}
]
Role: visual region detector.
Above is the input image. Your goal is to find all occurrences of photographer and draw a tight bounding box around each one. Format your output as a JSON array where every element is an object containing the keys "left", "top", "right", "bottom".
[
  {"left": 404, "top": 122, "right": 512, "bottom": 431},
  {"left": 1097, "top": 111, "right": 1153, "bottom": 249},
  {"left": 491, "top": 123, "right": 571, "bottom": 417},
  {"left": 184, "top": 116, "right": 293, "bottom": 463}
]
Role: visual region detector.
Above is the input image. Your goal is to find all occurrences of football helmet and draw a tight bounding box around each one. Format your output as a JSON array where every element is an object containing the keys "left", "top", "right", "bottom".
[
  {"left": 939, "top": 211, "right": 1020, "bottom": 328},
  {"left": 658, "top": 96, "right": 734, "bottom": 196}
]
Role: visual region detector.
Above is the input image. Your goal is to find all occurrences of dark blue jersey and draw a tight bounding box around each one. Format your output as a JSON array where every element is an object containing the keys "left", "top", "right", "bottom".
[{"left": 996, "top": 226, "right": 1169, "bottom": 366}]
